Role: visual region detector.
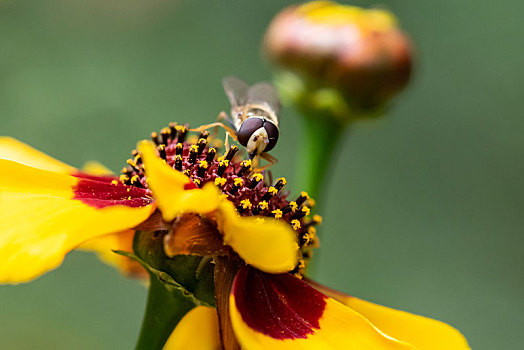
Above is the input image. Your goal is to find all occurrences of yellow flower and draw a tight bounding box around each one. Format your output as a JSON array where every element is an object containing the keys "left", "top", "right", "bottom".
[
  {"left": 264, "top": 1, "right": 413, "bottom": 117},
  {"left": 0, "top": 125, "right": 468, "bottom": 349}
]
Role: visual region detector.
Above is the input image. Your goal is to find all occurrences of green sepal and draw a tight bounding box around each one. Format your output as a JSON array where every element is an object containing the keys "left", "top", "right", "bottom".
[{"left": 114, "top": 250, "right": 211, "bottom": 307}]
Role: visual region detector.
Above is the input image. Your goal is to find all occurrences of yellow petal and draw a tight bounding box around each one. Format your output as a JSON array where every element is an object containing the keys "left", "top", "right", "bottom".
[
  {"left": 0, "top": 137, "right": 76, "bottom": 173},
  {"left": 339, "top": 294, "right": 469, "bottom": 349},
  {"left": 229, "top": 267, "right": 415, "bottom": 350},
  {"left": 79, "top": 230, "right": 146, "bottom": 278},
  {"left": 306, "top": 279, "right": 470, "bottom": 349},
  {"left": 138, "top": 140, "right": 220, "bottom": 221},
  {"left": 82, "top": 160, "right": 114, "bottom": 176},
  {"left": 0, "top": 159, "right": 155, "bottom": 284},
  {"left": 217, "top": 201, "right": 298, "bottom": 273},
  {"left": 163, "top": 306, "right": 221, "bottom": 350}
]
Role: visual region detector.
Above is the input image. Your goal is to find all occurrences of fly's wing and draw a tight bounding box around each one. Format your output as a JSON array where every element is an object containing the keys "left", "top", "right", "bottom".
[
  {"left": 222, "top": 76, "right": 250, "bottom": 109},
  {"left": 246, "top": 81, "right": 281, "bottom": 116}
]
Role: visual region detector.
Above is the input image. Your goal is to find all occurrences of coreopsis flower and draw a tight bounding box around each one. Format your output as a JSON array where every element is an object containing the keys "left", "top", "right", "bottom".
[
  {"left": 0, "top": 125, "right": 468, "bottom": 349},
  {"left": 264, "top": 0, "right": 412, "bottom": 118}
]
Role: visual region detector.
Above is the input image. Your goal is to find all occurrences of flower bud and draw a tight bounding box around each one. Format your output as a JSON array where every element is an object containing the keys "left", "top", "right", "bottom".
[{"left": 264, "top": 1, "right": 413, "bottom": 113}]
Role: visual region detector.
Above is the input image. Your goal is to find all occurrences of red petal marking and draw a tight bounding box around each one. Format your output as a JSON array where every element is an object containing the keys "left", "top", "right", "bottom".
[
  {"left": 72, "top": 175, "right": 153, "bottom": 208},
  {"left": 232, "top": 266, "right": 327, "bottom": 340},
  {"left": 184, "top": 181, "right": 199, "bottom": 190}
]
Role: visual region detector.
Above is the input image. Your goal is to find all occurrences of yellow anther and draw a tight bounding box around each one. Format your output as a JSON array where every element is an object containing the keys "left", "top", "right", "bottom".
[
  {"left": 192, "top": 178, "right": 201, "bottom": 186},
  {"left": 161, "top": 127, "right": 171, "bottom": 135},
  {"left": 302, "top": 233, "right": 311, "bottom": 245},
  {"left": 300, "top": 191, "right": 310, "bottom": 199},
  {"left": 308, "top": 226, "right": 317, "bottom": 236},
  {"left": 183, "top": 169, "right": 190, "bottom": 176},
  {"left": 242, "top": 159, "right": 252, "bottom": 168},
  {"left": 291, "top": 219, "right": 301, "bottom": 230},
  {"left": 175, "top": 125, "right": 187, "bottom": 132},
  {"left": 158, "top": 144, "right": 165, "bottom": 151},
  {"left": 126, "top": 159, "right": 137, "bottom": 167},
  {"left": 121, "top": 167, "right": 129, "bottom": 173},
  {"left": 217, "top": 156, "right": 225, "bottom": 163},
  {"left": 268, "top": 187, "right": 278, "bottom": 195},
  {"left": 302, "top": 206, "right": 311, "bottom": 216},
  {"left": 131, "top": 175, "right": 140, "bottom": 184},
  {"left": 272, "top": 209, "right": 283, "bottom": 219},
  {"left": 258, "top": 200, "right": 269, "bottom": 210},
  {"left": 219, "top": 159, "right": 229, "bottom": 167},
  {"left": 298, "top": 259, "right": 306, "bottom": 269},
  {"left": 278, "top": 177, "right": 287, "bottom": 185},
  {"left": 128, "top": 196, "right": 132, "bottom": 200},
  {"left": 290, "top": 201, "right": 298, "bottom": 212},
  {"left": 234, "top": 178, "right": 244, "bottom": 187},
  {"left": 134, "top": 155, "right": 142, "bottom": 163},
  {"left": 175, "top": 155, "right": 183, "bottom": 161},
  {"left": 199, "top": 160, "right": 208, "bottom": 169},
  {"left": 252, "top": 173, "right": 264, "bottom": 182},
  {"left": 307, "top": 198, "right": 316, "bottom": 207},
  {"left": 119, "top": 175, "right": 129, "bottom": 183},
  {"left": 240, "top": 199, "right": 252, "bottom": 210},
  {"left": 313, "top": 214, "right": 323, "bottom": 224},
  {"left": 111, "top": 180, "right": 119, "bottom": 185},
  {"left": 189, "top": 145, "right": 198, "bottom": 152},
  {"left": 214, "top": 177, "right": 226, "bottom": 186}
]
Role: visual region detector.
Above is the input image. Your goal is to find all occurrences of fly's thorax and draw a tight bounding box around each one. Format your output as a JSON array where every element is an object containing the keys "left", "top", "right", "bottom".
[
  {"left": 244, "top": 103, "right": 279, "bottom": 127},
  {"left": 232, "top": 104, "right": 279, "bottom": 131}
]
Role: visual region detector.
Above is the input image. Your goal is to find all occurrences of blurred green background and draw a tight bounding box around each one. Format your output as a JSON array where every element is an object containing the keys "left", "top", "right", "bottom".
[{"left": 0, "top": 0, "right": 522, "bottom": 349}]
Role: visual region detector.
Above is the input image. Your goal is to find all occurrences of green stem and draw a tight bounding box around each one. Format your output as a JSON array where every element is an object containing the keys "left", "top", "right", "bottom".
[
  {"left": 131, "top": 231, "right": 214, "bottom": 350},
  {"left": 296, "top": 113, "right": 346, "bottom": 208},
  {"left": 135, "top": 275, "right": 195, "bottom": 350}
]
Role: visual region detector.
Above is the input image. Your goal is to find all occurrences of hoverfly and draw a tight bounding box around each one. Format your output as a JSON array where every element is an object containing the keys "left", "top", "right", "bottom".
[{"left": 193, "top": 76, "right": 281, "bottom": 165}]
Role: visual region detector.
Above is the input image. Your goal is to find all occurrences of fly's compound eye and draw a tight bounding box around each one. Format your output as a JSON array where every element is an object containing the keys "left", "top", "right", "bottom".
[
  {"left": 263, "top": 120, "right": 279, "bottom": 152},
  {"left": 237, "top": 118, "right": 264, "bottom": 147}
]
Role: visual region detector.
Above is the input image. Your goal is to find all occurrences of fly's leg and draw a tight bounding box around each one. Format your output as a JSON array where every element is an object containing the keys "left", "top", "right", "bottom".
[
  {"left": 191, "top": 110, "right": 238, "bottom": 145},
  {"left": 217, "top": 112, "right": 238, "bottom": 148},
  {"left": 253, "top": 152, "right": 278, "bottom": 172},
  {"left": 190, "top": 121, "right": 237, "bottom": 140},
  {"left": 224, "top": 132, "right": 230, "bottom": 150}
]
